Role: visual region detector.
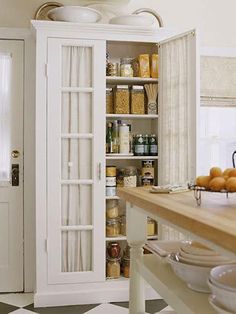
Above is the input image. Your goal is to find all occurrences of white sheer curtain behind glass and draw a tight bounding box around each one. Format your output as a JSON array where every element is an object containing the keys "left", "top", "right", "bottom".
[
  {"left": 0, "top": 53, "right": 12, "bottom": 183},
  {"left": 61, "top": 46, "right": 92, "bottom": 272},
  {"left": 158, "top": 34, "right": 193, "bottom": 186}
]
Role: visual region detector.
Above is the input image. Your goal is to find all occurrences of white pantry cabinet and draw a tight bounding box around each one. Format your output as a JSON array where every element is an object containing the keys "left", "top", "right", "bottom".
[{"left": 32, "top": 20, "right": 198, "bottom": 307}]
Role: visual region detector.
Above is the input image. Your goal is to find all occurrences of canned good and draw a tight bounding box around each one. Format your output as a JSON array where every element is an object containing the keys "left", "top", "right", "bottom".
[
  {"left": 106, "top": 186, "right": 116, "bottom": 197},
  {"left": 119, "top": 124, "right": 130, "bottom": 154},
  {"left": 141, "top": 167, "right": 154, "bottom": 178},
  {"left": 134, "top": 134, "right": 144, "bottom": 156},
  {"left": 106, "top": 176, "right": 116, "bottom": 187},
  {"left": 106, "top": 166, "right": 116, "bottom": 177}
]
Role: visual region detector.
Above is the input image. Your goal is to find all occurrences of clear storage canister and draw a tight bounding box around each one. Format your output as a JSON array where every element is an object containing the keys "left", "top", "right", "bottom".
[
  {"left": 106, "top": 88, "right": 113, "bottom": 114},
  {"left": 114, "top": 85, "right": 130, "bottom": 114},
  {"left": 106, "top": 199, "right": 119, "bottom": 219},
  {"left": 147, "top": 217, "right": 156, "bottom": 236},
  {"left": 124, "top": 166, "right": 137, "bottom": 187},
  {"left": 106, "top": 218, "right": 120, "bottom": 237},
  {"left": 130, "top": 86, "right": 145, "bottom": 114}
]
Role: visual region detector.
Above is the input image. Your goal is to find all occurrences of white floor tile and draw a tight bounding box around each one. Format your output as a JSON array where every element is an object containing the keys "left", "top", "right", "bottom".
[
  {"left": 8, "top": 309, "right": 38, "bottom": 314},
  {"left": 85, "top": 304, "right": 129, "bottom": 314},
  {"left": 0, "top": 293, "right": 33, "bottom": 307}
]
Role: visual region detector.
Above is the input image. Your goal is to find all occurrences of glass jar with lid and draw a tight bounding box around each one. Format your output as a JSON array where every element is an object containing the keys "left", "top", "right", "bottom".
[
  {"left": 147, "top": 217, "right": 156, "bottom": 236},
  {"left": 122, "top": 256, "right": 130, "bottom": 278},
  {"left": 120, "top": 57, "right": 134, "bottom": 77},
  {"left": 106, "top": 218, "right": 121, "bottom": 237},
  {"left": 116, "top": 168, "right": 125, "bottom": 187},
  {"left": 124, "top": 166, "right": 137, "bottom": 187},
  {"left": 107, "top": 242, "right": 121, "bottom": 258},
  {"left": 106, "top": 199, "right": 119, "bottom": 219},
  {"left": 106, "top": 257, "right": 121, "bottom": 279}
]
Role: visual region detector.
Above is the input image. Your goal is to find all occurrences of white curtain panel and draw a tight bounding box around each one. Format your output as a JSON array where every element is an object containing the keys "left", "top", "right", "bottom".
[
  {"left": 158, "top": 34, "right": 193, "bottom": 186},
  {"left": 158, "top": 34, "right": 193, "bottom": 240},
  {"left": 61, "top": 46, "right": 92, "bottom": 272},
  {"left": 0, "top": 53, "right": 11, "bottom": 184}
]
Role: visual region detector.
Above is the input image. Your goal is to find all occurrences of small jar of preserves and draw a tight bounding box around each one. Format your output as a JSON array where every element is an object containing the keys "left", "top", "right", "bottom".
[
  {"left": 106, "top": 257, "right": 121, "bottom": 279},
  {"left": 107, "top": 242, "right": 121, "bottom": 258},
  {"left": 106, "top": 218, "right": 120, "bottom": 237},
  {"left": 120, "top": 215, "right": 126, "bottom": 236}
]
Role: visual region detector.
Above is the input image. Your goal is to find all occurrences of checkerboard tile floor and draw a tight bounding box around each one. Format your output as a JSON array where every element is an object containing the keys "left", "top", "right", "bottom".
[{"left": 0, "top": 293, "right": 175, "bottom": 314}]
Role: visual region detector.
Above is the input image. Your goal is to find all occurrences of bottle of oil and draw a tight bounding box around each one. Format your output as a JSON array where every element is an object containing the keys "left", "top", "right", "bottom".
[{"left": 106, "top": 122, "right": 114, "bottom": 153}]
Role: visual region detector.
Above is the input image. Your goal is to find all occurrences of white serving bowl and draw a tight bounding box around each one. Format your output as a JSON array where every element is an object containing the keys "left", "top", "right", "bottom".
[
  {"left": 47, "top": 6, "right": 102, "bottom": 23},
  {"left": 167, "top": 254, "right": 212, "bottom": 293},
  {"left": 208, "top": 279, "right": 236, "bottom": 312},
  {"left": 177, "top": 252, "right": 234, "bottom": 268},
  {"left": 179, "top": 249, "right": 227, "bottom": 262},
  {"left": 180, "top": 241, "right": 219, "bottom": 256},
  {"left": 210, "top": 264, "right": 236, "bottom": 292},
  {"left": 109, "top": 15, "right": 154, "bottom": 27},
  {"left": 208, "top": 295, "right": 234, "bottom": 314}
]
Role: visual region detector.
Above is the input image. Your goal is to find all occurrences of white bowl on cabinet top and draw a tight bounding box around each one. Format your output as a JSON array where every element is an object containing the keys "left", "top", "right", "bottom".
[
  {"left": 47, "top": 6, "right": 102, "bottom": 23},
  {"left": 176, "top": 253, "right": 234, "bottom": 268},
  {"left": 109, "top": 15, "right": 154, "bottom": 27},
  {"left": 210, "top": 264, "right": 236, "bottom": 291},
  {"left": 180, "top": 241, "right": 219, "bottom": 256},
  {"left": 208, "top": 278, "right": 236, "bottom": 313}
]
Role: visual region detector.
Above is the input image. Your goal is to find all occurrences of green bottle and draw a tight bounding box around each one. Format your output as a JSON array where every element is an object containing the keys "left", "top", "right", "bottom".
[{"left": 106, "top": 122, "right": 114, "bottom": 154}]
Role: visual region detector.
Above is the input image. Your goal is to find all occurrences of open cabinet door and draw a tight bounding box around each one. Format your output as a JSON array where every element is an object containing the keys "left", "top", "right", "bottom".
[{"left": 158, "top": 30, "right": 199, "bottom": 186}]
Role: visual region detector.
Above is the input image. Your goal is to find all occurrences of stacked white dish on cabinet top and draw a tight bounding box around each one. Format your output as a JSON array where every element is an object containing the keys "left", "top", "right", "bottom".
[
  {"left": 167, "top": 241, "right": 235, "bottom": 293},
  {"left": 208, "top": 265, "right": 236, "bottom": 314}
]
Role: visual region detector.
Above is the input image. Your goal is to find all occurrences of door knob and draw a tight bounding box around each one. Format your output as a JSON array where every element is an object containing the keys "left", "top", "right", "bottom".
[{"left": 12, "top": 150, "right": 20, "bottom": 158}]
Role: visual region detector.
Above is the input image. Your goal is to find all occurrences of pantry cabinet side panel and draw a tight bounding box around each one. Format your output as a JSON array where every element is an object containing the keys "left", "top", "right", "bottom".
[{"left": 158, "top": 30, "right": 199, "bottom": 186}]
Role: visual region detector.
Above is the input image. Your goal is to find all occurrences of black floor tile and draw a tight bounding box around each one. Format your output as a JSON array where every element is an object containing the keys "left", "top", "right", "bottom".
[
  {"left": 0, "top": 302, "right": 18, "bottom": 314},
  {"left": 24, "top": 303, "right": 99, "bottom": 314},
  {"left": 112, "top": 299, "right": 168, "bottom": 313}
]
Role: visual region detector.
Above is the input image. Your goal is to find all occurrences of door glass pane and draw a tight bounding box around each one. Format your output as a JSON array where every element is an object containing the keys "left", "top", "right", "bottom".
[
  {"left": 61, "top": 184, "right": 92, "bottom": 226},
  {"left": 61, "top": 92, "right": 92, "bottom": 134},
  {"left": 61, "top": 138, "right": 92, "bottom": 180},
  {"left": 0, "top": 54, "right": 11, "bottom": 182},
  {"left": 62, "top": 46, "right": 92, "bottom": 88},
  {"left": 61, "top": 230, "right": 92, "bottom": 272}
]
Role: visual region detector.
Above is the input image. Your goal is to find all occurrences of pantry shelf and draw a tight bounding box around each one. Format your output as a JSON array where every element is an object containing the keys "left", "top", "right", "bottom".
[
  {"left": 106, "top": 155, "right": 158, "bottom": 160},
  {"left": 106, "top": 235, "right": 158, "bottom": 242},
  {"left": 106, "top": 76, "right": 158, "bottom": 84},
  {"left": 106, "top": 114, "right": 158, "bottom": 119}
]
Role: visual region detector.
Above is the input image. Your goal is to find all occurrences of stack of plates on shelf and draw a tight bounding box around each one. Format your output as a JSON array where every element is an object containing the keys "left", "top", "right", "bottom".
[
  {"left": 208, "top": 265, "right": 236, "bottom": 313},
  {"left": 166, "top": 241, "right": 235, "bottom": 293},
  {"left": 145, "top": 240, "right": 185, "bottom": 257}
]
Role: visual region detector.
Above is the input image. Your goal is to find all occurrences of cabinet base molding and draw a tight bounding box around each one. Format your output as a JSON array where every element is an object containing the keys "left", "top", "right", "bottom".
[{"left": 34, "top": 286, "right": 160, "bottom": 308}]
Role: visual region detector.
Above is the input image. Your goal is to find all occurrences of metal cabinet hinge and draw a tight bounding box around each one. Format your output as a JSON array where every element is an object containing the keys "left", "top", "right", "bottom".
[{"left": 45, "top": 63, "right": 48, "bottom": 77}]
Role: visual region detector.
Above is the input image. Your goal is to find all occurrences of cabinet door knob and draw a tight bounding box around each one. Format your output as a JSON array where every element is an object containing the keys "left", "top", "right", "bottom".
[{"left": 12, "top": 150, "right": 20, "bottom": 158}]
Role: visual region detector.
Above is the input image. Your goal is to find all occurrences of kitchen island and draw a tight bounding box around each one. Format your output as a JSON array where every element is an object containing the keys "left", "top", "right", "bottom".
[{"left": 117, "top": 187, "right": 236, "bottom": 314}]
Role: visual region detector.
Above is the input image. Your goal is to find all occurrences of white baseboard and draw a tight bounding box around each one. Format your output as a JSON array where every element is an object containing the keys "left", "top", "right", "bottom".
[{"left": 34, "top": 286, "right": 160, "bottom": 308}]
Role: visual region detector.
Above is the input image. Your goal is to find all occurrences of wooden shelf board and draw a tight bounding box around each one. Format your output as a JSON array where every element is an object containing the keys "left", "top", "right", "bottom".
[
  {"left": 106, "top": 155, "right": 158, "bottom": 160},
  {"left": 106, "top": 76, "right": 158, "bottom": 84},
  {"left": 136, "top": 254, "right": 215, "bottom": 314},
  {"left": 106, "top": 235, "right": 158, "bottom": 242},
  {"left": 106, "top": 114, "right": 158, "bottom": 119}
]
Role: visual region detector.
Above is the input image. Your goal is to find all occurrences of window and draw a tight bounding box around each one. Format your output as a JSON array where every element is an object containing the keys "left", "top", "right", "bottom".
[{"left": 199, "top": 105, "right": 236, "bottom": 174}]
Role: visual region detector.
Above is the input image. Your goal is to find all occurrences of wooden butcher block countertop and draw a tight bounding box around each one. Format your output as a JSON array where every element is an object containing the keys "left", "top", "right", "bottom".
[{"left": 118, "top": 187, "right": 236, "bottom": 255}]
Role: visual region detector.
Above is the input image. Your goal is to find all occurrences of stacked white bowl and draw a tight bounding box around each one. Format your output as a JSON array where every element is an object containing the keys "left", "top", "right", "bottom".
[
  {"left": 167, "top": 241, "right": 235, "bottom": 293},
  {"left": 208, "top": 265, "right": 236, "bottom": 314}
]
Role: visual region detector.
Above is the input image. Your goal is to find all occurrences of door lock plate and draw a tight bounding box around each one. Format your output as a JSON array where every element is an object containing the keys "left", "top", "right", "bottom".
[{"left": 12, "top": 164, "right": 19, "bottom": 186}]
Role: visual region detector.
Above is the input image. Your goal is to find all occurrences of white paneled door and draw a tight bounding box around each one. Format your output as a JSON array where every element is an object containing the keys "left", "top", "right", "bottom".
[{"left": 0, "top": 40, "right": 24, "bottom": 291}]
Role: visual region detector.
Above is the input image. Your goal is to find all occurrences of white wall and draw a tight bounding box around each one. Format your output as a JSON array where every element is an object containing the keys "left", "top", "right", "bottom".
[{"left": 0, "top": 0, "right": 235, "bottom": 47}]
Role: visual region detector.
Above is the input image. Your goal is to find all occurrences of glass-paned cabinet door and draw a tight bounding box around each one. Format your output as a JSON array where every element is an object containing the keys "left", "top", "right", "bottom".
[{"left": 47, "top": 38, "right": 106, "bottom": 284}]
